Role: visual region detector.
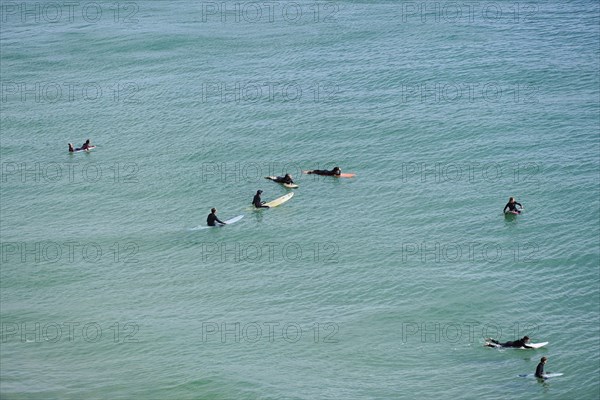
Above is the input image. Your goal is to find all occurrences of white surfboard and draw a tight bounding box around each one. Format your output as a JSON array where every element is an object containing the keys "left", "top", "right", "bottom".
[
  {"left": 223, "top": 215, "right": 244, "bottom": 224},
  {"left": 485, "top": 341, "right": 548, "bottom": 349},
  {"left": 518, "top": 373, "right": 563, "bottom": 378},
  {"left": 189, "top": 215, "right": 244, "bottom": 230},
  {"left": 524, "top": 342, "right": 548, "bottom": 349},
  {"left": 71, "top": 146, "right": 96, "bottom": 153}
]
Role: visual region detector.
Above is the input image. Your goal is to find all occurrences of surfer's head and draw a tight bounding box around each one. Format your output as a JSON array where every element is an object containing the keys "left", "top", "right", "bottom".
[
  {"left": 523, "top": 336, "right": 530, "bottom": 342},
  {"left": 333, "top": 167, "right": 341, "bottom": 175},
  {"left": 540, "top": 357, "right": 547, "bottom": 364},
  {"left": 509, "top": 197, "right": 515, "bottom": 203},
  {"left": 257, "top": 190, "right": 263, "bottom": 194},
  {"left": 211, "top": 208, "right": 217, "bottom": 213}
]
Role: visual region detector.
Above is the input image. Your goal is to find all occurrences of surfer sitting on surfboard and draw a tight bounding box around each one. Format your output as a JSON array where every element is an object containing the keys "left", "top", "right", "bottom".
[
  {"left": 268, "top": 174, "right": 294, "bottom": 184},
  {"left": 486, "top": 335, "right": 533, "bottom": 348},
  {"left": 305, "top": 166, "right": 342, "bottom": 176},
  {"left": 503, "top": 197, "right": 523, "bottom": 214},
  {"left": 207, "top": 208, "right": 226, "bottom": 226},
  {"left": 535, "top": 357, "right": 547, "bottom": 378},
  {"left": 252, "top": 190, "right": 270, "bottom": 208}
]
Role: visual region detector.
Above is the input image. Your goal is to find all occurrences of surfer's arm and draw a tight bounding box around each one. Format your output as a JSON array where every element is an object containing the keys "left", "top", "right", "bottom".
[
  {"left": 503, "top": 204, "right": 509, "bottom": 212},
  {"left": 515, "top": 202, "right": 523, "bottom": 208}
]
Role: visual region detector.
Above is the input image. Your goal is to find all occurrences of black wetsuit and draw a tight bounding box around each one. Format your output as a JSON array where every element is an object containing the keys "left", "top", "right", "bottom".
[
  {"left": 252, "top": 194, "right": 269, "bottom": 208},
  {"left": 273, "top": 176, "right": 294, "bottom": 184},
  {"left": 207, "top": 213, "right": 224, "bottom": 226},
  {"left": 488, "top": 338, "right": 531, "bottom": 348},
  {"left": 503, "top": 202, "right": 522, "bottom": 213},
  {"left": 308, "top": 169, "right": 340, "bottom": 176},
  {"left": 535, "top": 362, "right": 545, "bottom": 378}
]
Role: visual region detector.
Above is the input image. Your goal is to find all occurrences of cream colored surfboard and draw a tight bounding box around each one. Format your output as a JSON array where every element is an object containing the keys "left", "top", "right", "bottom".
[{"left": 264, "top": 192, "right": 294, "bottom": 208}]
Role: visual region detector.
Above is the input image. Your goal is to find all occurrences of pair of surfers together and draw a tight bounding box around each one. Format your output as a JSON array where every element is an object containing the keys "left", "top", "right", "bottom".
[
  {"left": 251, "top": 167, "right": 346, "bottom": 210},
  {"left": 486, "top": 336, "right": 553, "bottom": 379},
  {"left": 207, "top": 166, "right": 344, "bottom": 226}
]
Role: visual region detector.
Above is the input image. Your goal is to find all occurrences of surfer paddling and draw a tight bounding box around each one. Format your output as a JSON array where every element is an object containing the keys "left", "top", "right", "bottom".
[
  {"left": 503, "top": 197, "right": 523, "bottom": 214},
  {"left": 267, "top": 174, "right": 294, "bottom": 184},
  {"left": 252, "top": 190, "right": 270, "bottom": 208},
  {"left": 304, "top": 166, "right": 342, "bottom": 176},
  {"left": 485, "top": 335, "right": 533, "bottom": 348},
  {"left": 68, "top": 139, "right": 94, "bottom": 152},
  {"left": 207, "top": 208, "right": 226, "bottom": 226},
  {"left": 535, "top": 357, "right": 548, "bottom": 379}
]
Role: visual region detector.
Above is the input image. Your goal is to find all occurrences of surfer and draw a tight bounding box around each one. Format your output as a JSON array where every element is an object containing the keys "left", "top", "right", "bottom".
[
  {"left": 81, "top": 139, "right": 92, "bottom": 150},
  {"left": 486, "top": 335, "right": 533, "bottom": 348},
  {"left": 68, "top": 143, "right": 85, "bottom": 152},
  {"left": 305, "top": 166, "right": 342, "bottom": 176},
  {"left": 535, "top": 356, "right": 547, "bottom": 378},
  {"left": 207, "top": 208, "right": 226, "bottom": 226},
  {"left": 252, "top": 190, "right": 270, "bottom": 208},
  {"left": 269, "top": 174, "right": 294, "bottom": 184},
  {"left": 503, "top": 197, "right": 523, "bottom": 214}
]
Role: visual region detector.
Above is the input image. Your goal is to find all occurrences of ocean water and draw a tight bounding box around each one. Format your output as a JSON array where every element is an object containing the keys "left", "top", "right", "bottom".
[{"left": 1, "top": 1, "right": 599, "bottom": 399}]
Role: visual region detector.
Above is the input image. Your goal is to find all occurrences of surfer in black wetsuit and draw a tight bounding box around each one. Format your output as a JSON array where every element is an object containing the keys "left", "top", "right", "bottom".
[
  {"left": 305, "top": 166, "right": 342, "bottom": 176},
  {"left": 486, "top": 335, "right": 533, "bottom": 348},
  {"left": 252, "top": 190, "right": 270, "bottom": 208},
  {"left": 68, "top": 143, "right": 84, "bottom": 152},
  {"left": 535, "top": 356, "right": 547, "bottom": 378},
  {"left": 207, "top": 208, "right": 226, "bottom": 226},
  {"left": 270, "top": 174, "right": 294, "bottom": 184},
  {"left": 503, "top": 197, "right": 523, "bottom": 214}
]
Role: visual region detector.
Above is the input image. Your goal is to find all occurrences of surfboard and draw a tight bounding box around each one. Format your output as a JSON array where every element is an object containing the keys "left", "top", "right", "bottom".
[
  {"left": 518, "top": 373, "right": 563, "bottom": 378},
  {"left": 524, "top": 342, "right": 548, "bottom": 349},
  {"left": 188, "top": 215, "right": 244, "bottom": 230},
  {"left": 505, "top": 210, "right": 520, "bottom": 215},
  {"left": 71, "top": 146, "right": 96, "bottom": 153},
  {"left": 223, "top": 215, "right": 244, "bottom": 224},
  {"left": 265, "top": 176, "right": 299, "bottom": 188},
  {"left": 302, "top": 170, "right": 355, "bottom": 178},
  {"left": 485, "top": 341, "right": 548, "bottom": 349},
  {"left": 264, "top": 192, "right": 294, "bottom": 208}
]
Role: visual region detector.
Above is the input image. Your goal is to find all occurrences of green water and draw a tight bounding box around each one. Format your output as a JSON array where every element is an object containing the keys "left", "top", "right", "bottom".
[{"left": 1, "top": 1, "right": 599, "bottom": 399}]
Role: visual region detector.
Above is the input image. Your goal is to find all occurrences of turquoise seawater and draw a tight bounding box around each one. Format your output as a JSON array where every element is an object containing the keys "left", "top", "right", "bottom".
[{"left": 1, "top": 1, "right": 599, "bottom": 399}]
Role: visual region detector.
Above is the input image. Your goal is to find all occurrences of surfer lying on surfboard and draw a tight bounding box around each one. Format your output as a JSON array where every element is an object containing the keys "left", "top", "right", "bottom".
[
  {"left": 503, "top": 197, "right": 523, "bottom": 214},
  {"left": 252, "top": 190, "right": 270, "bottom": 208},
  {"left": 486, "top": 335, "right": 533, "bottom": 348},
  {"left": 207, "top": 208, "right": 226, "bottom": 226},
  {"left": 304, "top": 166, "right": 342, "bottom": 176},
  {"left": 266, "top": 174, "right": 294, "bottom": 184},
  {"left": 68, "top": 139, "right": 95, "bottom": 152}
]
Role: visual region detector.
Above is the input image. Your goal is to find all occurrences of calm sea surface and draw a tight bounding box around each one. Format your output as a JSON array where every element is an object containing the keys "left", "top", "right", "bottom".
[{"left": 1, "top": 1, "right": 599, "bottom": 399}]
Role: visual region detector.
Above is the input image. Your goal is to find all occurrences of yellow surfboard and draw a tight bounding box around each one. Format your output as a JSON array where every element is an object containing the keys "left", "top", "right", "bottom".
[{"left": 264, "top": 192, "right": 294, "bottom": 208}]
